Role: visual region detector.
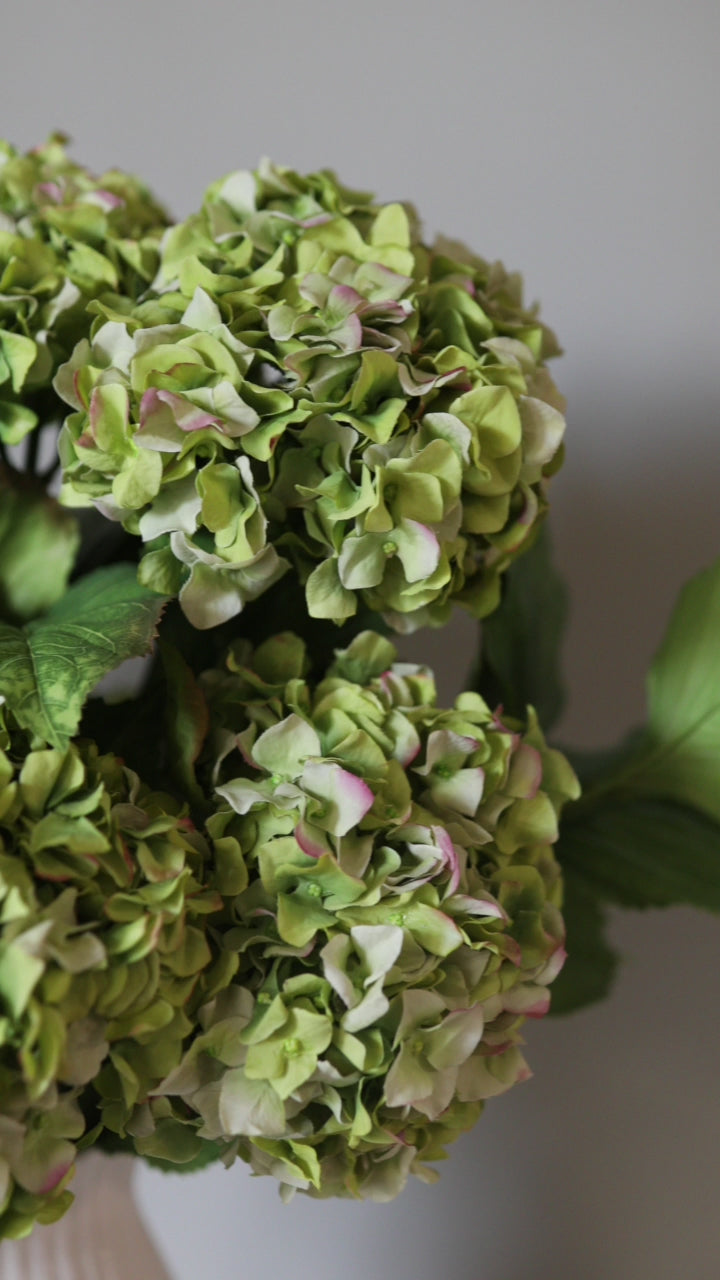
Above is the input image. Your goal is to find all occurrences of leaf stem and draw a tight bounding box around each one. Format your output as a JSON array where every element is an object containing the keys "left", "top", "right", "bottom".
[
  {"left": 24, "top": 426, "right": 41, "bottom": 476},
  {"left": 565, "top": 703, "right": 720, "bottom": 821},
  {"left": 39, "top": 457, "right": 62, "bottom": 485}
]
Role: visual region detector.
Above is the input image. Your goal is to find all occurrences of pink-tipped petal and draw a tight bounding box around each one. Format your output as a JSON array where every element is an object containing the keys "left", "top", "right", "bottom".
[
  {"left": 329, "top": 284, "right": 364, "bottom": 313},
  {"left": 447, "top": 893, "right": 508, "bottom": 922},
  {"left": 141, "top": 387, "right": 222, "bottom": 434},
  {"left": 525, "top": 995, "right": 551, "bottom": 1018},
  {"left": 537, "top": 944, "right": 567, "bottom": 985},
  {"left": 36, "top": 181, "right": 62, "bottom": 202},
  {"left": 302, "top": 763, "right": 374, "bottom": 837},
  {"left": 506, "top": 744, "right": 543, "bottom": 799},
  {"left": 335, "top": 768, "right": 375, "bottom": 832},
  {"left": 40, "top": 1161, "right": 73, "bottom": 1195},
  {"left": 294, "top": 820, "right": 330, "bottom": 859},
  {"left": 86, "top": 188, "right": 124, "bottom": 212},
  {"left": 433, "top": 825, "right": 461, "bottom": 895}
]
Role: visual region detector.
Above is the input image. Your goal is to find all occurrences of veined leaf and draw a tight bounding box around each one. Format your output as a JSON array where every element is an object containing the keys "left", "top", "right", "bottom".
[
  {"left": 0, "top": 565, "right": 167, "bottom": 748},
  {"left": 476, "top": 524, "right": 568, "bottom": 731},
  {"left": 548, "top": 864, "right": 619, "bottom": 1015},
  {"left": 628, "top": 556, "right": 720, "bottom": 822},
  {"left": 558, "top": 797, "right": 720, "bottom": 913},
  {"left": 556, "top": 558, "right": 720, "bottom": 923}
]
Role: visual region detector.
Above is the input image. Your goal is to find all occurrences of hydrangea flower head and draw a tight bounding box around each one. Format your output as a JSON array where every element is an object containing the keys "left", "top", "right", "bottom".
[
  {"left": 139, "top": 631, "right": 578, "bottom": 1200},
  {"left": 0, "top": 133, "right": 168, "bottom": 445},
  {"left": 56, "top": 162, "right": 566, "bottom": 632},
  {"left": 0, "top": 709, "right": 217, "bottom": 1238}
]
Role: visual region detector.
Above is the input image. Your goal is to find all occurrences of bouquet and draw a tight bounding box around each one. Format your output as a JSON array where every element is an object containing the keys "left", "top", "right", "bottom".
[{"left": 0, "top": 134, "right": 718, "bottom": 1240}]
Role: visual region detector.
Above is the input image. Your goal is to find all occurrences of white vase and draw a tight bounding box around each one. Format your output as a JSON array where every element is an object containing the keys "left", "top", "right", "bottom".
[{"left": 0, "top": 1153, "right": 172, "bottom": 1280}]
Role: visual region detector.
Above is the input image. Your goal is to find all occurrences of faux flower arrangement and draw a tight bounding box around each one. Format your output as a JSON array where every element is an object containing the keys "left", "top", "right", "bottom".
[{"left": 0, "top": 134, "right": 718, "bottom": 1241}]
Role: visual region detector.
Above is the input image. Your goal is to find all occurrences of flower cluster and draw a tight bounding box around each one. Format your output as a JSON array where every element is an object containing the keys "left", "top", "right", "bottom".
[
  {"left": 0, "top": 143, "right": 584, "bottom": 1231},
  {"left": 135, "top": 632, "right": 578, "bottom": 1200},
  {"left": 56, "top": 161, "right": 566, "bottom": 632},
  {"left": 0, "top": 134, "right": 168, "bottom": 444},
  {"left": 0, "top": 709, "right": 217, "bottom": 1239}
]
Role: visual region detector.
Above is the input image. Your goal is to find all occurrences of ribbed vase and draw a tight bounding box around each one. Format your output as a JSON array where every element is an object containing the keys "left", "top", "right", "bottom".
[{"left": 0, "top": 1153, "right": 172, "bottom": 1280}]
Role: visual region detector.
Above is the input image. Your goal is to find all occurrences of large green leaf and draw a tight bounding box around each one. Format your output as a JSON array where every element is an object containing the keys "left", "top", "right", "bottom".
[
  {"left": 476, "top": 524, "right": 568, "bottom": 731},
  {"left": 558, "top": 797, "right": 720, "bottom": 912},
  {"left": 627, "top": 556, "right": 720, "bottom": 823},
  {"left": 0, "top": 475, "right": 80, "bottom": 622},
  {"left": 549, "top": 864, "right": 619, "bottom": 1015},
  {"left": 0, "top": 565, "right": 167, "bottom": 748}
]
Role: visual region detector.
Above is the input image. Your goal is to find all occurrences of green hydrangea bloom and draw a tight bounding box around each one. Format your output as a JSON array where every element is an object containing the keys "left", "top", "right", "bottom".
[
  {"left": 142, "top": 631, "right": 579, "bottom": 1201},
  {"left": 55, "top": 161, "right": 566, "bottom": 631},
  {"left": 0, "top": 133, "right": 168, "bottom": 444},
  {"left": 0, "top": 709, "right": 218, "bottom": 1239}
]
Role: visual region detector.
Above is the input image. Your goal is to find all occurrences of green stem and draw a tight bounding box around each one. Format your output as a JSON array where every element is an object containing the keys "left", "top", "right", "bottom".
[
  {"left": 39, "top": 457, "right": 61, "bottom": 484},
  {"left": 24, "top": 425, "right": 41, "bottom": 476}
]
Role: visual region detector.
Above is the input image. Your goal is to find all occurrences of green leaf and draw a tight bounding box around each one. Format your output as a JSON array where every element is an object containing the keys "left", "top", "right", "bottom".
[
  {"left": 0, "top": 475, "right": 80, "bottom": 622},
  {"left": 159, "top": 640, "right": 209, "bottom": 800},
  {"left": 0, "top": 565, "right": 167, "bottom": 748},
  {"left": 558, "top": 797, "right": 720, "bottom": 912},
  {"left": 0, "top": 399, "right": 37, "bottom": 445},
  {"left": 629, "top": 556, "right": 720, "bottom": 822},
  {"left": 476, "top": 524, "right": 567, "bottom": 731},
  {"left": 0, "top": 330, "right": 37, "bottom": 393},
  {"left": 548, "top": 864, "right": 619, "bottom": 1015},
  {"left": 556, "top": 560, "right": 720, "bottom": 923},
  {"left": 133, "top": 1118, "right": 206, "bottom": 1165},
  {"left": 141, "top": 1140, "right": 227, "bottom": 1175}
]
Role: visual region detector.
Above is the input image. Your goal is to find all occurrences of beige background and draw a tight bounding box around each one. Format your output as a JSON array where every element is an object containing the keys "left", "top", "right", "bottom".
[{"left": 2, "top": 2, "right": 720, "bottom": 1275}]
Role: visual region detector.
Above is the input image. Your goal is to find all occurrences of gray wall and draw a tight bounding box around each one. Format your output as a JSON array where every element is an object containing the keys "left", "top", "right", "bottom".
[{"left": 3, "top": 2, "right": 719, "bottom": 1275}]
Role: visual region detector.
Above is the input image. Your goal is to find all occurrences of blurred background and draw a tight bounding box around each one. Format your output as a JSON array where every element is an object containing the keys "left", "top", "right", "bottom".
[{"left": 2, "top": 2, "right": 719, "bottom": 1275}]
